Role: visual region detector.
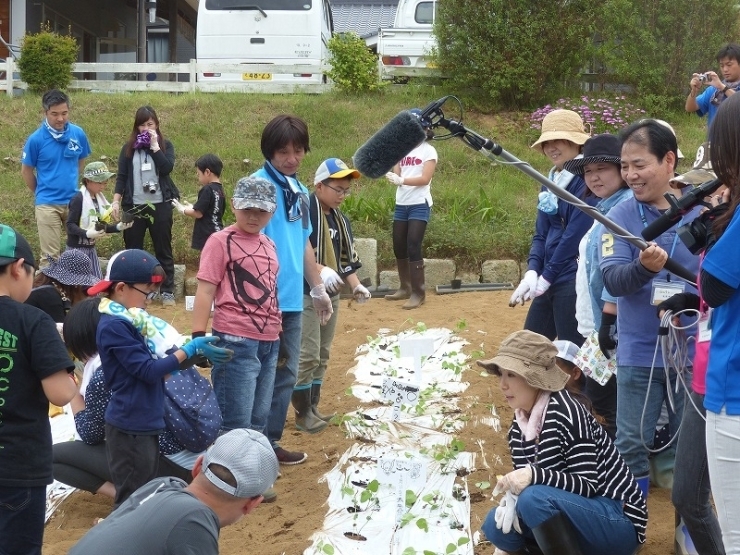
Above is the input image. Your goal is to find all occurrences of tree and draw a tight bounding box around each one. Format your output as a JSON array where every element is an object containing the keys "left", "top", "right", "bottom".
[{"left": 434, "top": 0, "right": 597, "bottom": 108}]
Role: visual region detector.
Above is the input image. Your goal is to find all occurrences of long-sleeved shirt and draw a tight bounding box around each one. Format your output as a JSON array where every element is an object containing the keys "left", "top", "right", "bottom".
[
  {"left": 527, "top": 172, "right": 596, "bottom": 285},
  {"left": 508, "top": 390, "right": 647, "bottom": 543}
]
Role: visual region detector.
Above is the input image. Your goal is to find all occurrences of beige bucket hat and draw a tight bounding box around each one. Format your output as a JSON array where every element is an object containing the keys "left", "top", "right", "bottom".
[
  {"left": 476, "top": 330, "right": 570, "bottom": 392},
  {"left": 531, "top": 109, "right": 591, "bottom": 149}
]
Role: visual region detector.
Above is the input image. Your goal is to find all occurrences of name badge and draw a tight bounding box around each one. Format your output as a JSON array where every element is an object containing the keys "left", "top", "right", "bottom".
[
  {"left": 141, "top": 163, "right": 152, "bottom": 171},
  {"left": 698, "top": 311, "right": 712, "bottom": 343},
  {"left": 651, "top": 280, "right": 686, "bottom": 306}
]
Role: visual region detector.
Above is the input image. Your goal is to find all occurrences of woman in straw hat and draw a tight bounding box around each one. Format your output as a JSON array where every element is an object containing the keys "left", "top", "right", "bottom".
[
  {"left": 478, "top": 330, "right": 646, "bottom": 555},
  {"left": 510, "top": 110, "right": 595, "bottom": 347}
]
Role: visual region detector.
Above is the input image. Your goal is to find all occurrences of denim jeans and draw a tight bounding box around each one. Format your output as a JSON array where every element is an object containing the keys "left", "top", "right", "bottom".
[
  {"left": 481, "top": 485, "right": 638, "bottom": 555},
  {"left": 266, "top": 311, "right": 301, "bottom": 447},
  {"left": 296, "top": 294, "right": 340, "bottom": 389},
  {"left": 523, "top": 278, "right": 584, "bottom": 345},
  {"left": 0, "top": 485, "right": 46, "bottom": 555},
  {"left": 616, "top": 365, "right": 684, "bottom": 479},
  {"left": 706, "top": 408, "right": 740, "bottom": 554},
  {"left": 211, "top": 331, "right": 279, "bottom": 434},
  {"left": 672, "top": 390, "right": 725, "bottom": 555}
]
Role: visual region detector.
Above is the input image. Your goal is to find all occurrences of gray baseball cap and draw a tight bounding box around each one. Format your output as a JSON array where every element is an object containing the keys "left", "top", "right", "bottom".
[
  {"left": 202, "top": 429, "right": 279, "bottom": 498},
  {"left": 232, "top": 176, "right": 277, "bottom": 213}
]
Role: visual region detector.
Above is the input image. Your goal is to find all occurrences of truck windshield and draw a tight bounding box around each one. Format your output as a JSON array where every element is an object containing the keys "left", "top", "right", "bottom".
[
  {"left": 205, "top": 0, "right": 311, "bottom": 10},
  {"left": 415, "top": 1, "right": 435, "bottom": 24}
]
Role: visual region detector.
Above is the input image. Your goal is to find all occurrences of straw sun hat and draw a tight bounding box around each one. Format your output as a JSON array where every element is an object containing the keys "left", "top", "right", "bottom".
[
  {"left": 531, "top": 109, "right": 591, "bottom": 149},
  {"left": 476, "top": 330, "right": 570, "bottom": 392}
]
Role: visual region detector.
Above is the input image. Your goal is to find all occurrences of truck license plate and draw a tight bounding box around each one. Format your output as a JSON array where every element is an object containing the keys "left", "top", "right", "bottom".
[{"left": 242, "top": 73, "right": 272, "bottom": 80}]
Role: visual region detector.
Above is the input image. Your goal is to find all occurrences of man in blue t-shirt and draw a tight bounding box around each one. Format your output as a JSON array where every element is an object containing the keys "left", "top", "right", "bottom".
[
  {"left": 21, "top": 89, "right": 91, "bottom": 267},
  {"left": 686, "top": 43, "right": 740, "bottom": 133}
]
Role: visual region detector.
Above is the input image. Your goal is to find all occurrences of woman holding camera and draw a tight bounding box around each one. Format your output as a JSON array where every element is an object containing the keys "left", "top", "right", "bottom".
[
  {"left": 112, "top": 106, "right": 179, "bottom": 306},
  {"left": 700, "top": 92, "right": 740, "bottom": 553}
]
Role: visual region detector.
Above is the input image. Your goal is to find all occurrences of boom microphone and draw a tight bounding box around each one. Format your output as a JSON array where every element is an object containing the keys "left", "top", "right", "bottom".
[{"left": 352, "top": 110, "right": 426, "bottom": 179}]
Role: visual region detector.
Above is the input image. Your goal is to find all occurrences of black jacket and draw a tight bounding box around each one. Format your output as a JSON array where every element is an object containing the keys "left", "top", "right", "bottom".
[{"left": 114, "top": 139, "right": 180, "bottom": 206}]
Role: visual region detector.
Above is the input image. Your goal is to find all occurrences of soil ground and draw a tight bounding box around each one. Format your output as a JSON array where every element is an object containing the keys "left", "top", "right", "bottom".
[{"left": 43, "top": 290, "right": 675, "bottom": 554}]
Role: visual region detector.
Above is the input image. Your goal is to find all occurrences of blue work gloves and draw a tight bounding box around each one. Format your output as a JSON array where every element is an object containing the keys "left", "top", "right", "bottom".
[{"left": 181, "top": 336, "right": 233, "bottom": 364}]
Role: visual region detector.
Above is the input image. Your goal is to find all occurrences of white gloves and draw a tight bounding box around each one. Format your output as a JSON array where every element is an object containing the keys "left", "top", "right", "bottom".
[
  {"left": 353, "top": 283, "right": 371, "bottom": 304},
  {"left": 509, "top": 270, "right": 538, "bottom": 306},
  {"left": 171, "top": 199, "right": 193, "bottom": 215},
  {"left": 532, "top": 276, "right": 551, "bottom": 298},
  {"left": 494, "top": 491, "right": 522, "bottom": 534},
  {"left": 493, "top": 466, "right": 534, "bottom": 496},
  {"left": 320, "top": 266, "right": 344, "bottom": 294},
  {"left": 385, "top": 172, "right": 404, "bottom": 186},
  {"left": 86, "top": 228, "right": 106, "bottom": 240},
  {"left": 116, "top": 221, "right": 134, "bottom": 231},
  {"left": 310, "top": 283, "right": 334, "bottom": 325}
]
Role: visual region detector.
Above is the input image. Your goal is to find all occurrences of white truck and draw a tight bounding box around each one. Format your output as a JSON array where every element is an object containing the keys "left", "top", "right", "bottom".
[{"left": 377, "top": 0, "right": 437, "bottom": 79}]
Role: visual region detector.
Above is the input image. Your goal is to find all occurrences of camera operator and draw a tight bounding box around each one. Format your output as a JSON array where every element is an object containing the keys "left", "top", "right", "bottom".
[
  {"left": 699, "top": 92, "right": 740, "bottom": 553},
  {"left": 112, "top": 106, "right": 180, "bottom": 306},
  {"left": 686, "top": 44, "right": 740, "bottom": 133}
]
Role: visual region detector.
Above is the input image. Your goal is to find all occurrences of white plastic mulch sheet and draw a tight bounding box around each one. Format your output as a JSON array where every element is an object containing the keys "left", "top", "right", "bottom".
[
  {"left": 304, "top": 327, "right": 477, "bottom": 555},
  {"left": 46, "top": 406, "right": 77, "bottom": 522}
]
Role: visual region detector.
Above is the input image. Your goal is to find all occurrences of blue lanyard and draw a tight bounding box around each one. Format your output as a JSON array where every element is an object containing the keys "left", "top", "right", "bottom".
[{"left": 638, "top": 203, "right": 682, "bottom": 259}]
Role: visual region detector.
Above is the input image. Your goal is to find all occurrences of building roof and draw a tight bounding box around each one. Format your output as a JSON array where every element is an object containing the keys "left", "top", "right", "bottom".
[{"left": 331, "top": 0, "right": 398, "bottom": 40}]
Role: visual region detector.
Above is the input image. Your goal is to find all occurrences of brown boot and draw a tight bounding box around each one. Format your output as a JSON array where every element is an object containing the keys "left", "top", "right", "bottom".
[
  {"left": 310, "top": 383, "right": 335, "bottom": 422},
  {"left": 292, "top": 389, "right": 327, "bottom": 433},
  {"left": 403, "top": 260, "right": 425, "bottom": 310},
  {"left": 385, "top": 258, "right": 411, "bottom": 300}
]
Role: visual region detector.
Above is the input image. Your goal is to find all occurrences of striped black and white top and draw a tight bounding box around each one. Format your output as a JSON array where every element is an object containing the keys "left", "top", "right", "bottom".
[{"left": 507, "top": 390, "right": 648, "bottom": 543}]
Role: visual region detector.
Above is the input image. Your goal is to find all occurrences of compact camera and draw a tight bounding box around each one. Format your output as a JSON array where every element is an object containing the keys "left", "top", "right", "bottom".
[
  {"left": 143, "top": 180, "right": 157, "bottom": 194},
  {"left": 133, "top": 131, "right": 152, "bottom": 150},
  {"left": 698, "top": 73, "right": 710, "bottom": 83}
]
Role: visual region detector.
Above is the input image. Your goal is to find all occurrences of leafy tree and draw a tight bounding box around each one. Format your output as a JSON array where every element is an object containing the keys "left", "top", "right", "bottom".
[
  {"left": 18, "top": 24, "right": 78, "bottom": 93},
  {"left": 592, "top": 0, "right": 739, "bottom": 110},
  {"left": 434, "top": 0, "right": 597, "bottom": 108}
]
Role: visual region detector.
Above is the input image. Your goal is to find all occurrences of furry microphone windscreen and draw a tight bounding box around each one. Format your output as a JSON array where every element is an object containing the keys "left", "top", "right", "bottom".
[{"left": 352, "top": 111, "right": 427, "bottom": 179}]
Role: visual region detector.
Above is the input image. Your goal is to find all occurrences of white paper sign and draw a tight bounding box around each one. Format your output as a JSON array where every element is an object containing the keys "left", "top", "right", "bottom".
[
  {"left": 377, "top": 456, "right": 427, "bottom": 491},
  {"left": 399, "top": 337, "right": 435, "bottom": 384},
  {"left": 382, "top": 377, "right": 420, "bottom": 421}
]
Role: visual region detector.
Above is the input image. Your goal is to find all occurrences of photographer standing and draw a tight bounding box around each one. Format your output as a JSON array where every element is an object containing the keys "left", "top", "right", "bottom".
[
  {"left": 686, "top": 44, "right": 740, "bottom": 132},
  {"left": 112, "top": 106, "right": 179, "bottom": 306}
]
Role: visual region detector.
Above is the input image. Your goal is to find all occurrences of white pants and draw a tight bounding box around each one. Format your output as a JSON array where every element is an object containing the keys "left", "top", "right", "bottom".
[{"left": 706, "top": 408, "right": 740, "bottom": 553}]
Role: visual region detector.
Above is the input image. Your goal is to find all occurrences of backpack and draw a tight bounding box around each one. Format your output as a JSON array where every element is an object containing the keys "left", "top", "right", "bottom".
[{"left": 163, "top": 366, "right": 222, "bottom": 452}]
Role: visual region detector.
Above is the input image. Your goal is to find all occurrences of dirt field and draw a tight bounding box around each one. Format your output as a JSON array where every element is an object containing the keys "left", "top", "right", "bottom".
[{"left": 43, "top": 290, "right": 676, "bottom": 554}]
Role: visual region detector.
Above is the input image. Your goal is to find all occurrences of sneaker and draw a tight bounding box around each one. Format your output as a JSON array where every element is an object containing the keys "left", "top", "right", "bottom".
[
  {"left": 274, "top": 446, "right": 307, "bottom": 465},
  {"left": 161, "top": 292, "right": 176, "bottom": 306},
  {"left": 262, "top": 487, "right": 277, "bottom": 503}
]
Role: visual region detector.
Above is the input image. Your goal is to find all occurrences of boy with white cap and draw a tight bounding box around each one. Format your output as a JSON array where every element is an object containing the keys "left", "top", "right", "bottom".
[
  {"left": 292, "top": 158, "right": 370, "bottom": 433},
  {"left": 69, "top": 428, "right": 279, "bottom": 555},
  {"left": 192, "top": 177, "right": 282, "bottom": 457}
]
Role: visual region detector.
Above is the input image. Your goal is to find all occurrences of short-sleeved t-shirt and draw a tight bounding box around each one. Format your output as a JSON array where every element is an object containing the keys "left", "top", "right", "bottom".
[
  {"left": 0, "top": 297, "right": 74, "bottom": 487},
  {"left": 22, "top": 122, "right": 91, "bottom": 205},
  {"left": 395, "top": 141, "right": 437, "bottom": 207},
  {"left": 191, "top": 182, "right": 226, "bottom": 250},
  {"left": 198, "top": 225, "right": 281, "bottom": 341},
  {"left": 68, "top": 477, "right": 220, "bottom": 555}
]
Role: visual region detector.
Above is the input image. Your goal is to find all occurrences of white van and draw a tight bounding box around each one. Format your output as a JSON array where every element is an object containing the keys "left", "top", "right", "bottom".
[{"left": 196, "top": 0, "right": 333, "bottom": 84}]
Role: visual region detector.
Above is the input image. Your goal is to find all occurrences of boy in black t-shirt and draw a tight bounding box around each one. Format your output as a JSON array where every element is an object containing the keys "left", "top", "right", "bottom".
[
  {"left": 0, "top": 224, "right": 77, "bottom": 554},
  {"left": 172, "top": 153, "right": 226, "bottom": 251}
]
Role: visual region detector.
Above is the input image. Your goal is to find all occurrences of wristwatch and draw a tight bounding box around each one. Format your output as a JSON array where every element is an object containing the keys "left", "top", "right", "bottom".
[{"left": 722, "top": 85, "right": 730, "bottom": 93}]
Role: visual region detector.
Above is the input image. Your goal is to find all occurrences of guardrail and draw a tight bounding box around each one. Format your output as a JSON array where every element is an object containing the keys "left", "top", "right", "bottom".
[{"left": 0, "top": 59, "right": 333, "bottom": 96}]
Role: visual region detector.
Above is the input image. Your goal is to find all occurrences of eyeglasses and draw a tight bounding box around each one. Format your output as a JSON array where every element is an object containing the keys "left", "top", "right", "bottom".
[
  {"left": 321, "top": 182, "right": 351, "bottom": 197},
  {"left": 127, "top": 283, "right": 159, "bottom": 301}
]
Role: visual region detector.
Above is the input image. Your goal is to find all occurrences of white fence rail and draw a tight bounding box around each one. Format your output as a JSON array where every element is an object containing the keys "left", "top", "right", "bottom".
[{"left": 0, "top": 59, "right": 333, "bottom": 95}]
